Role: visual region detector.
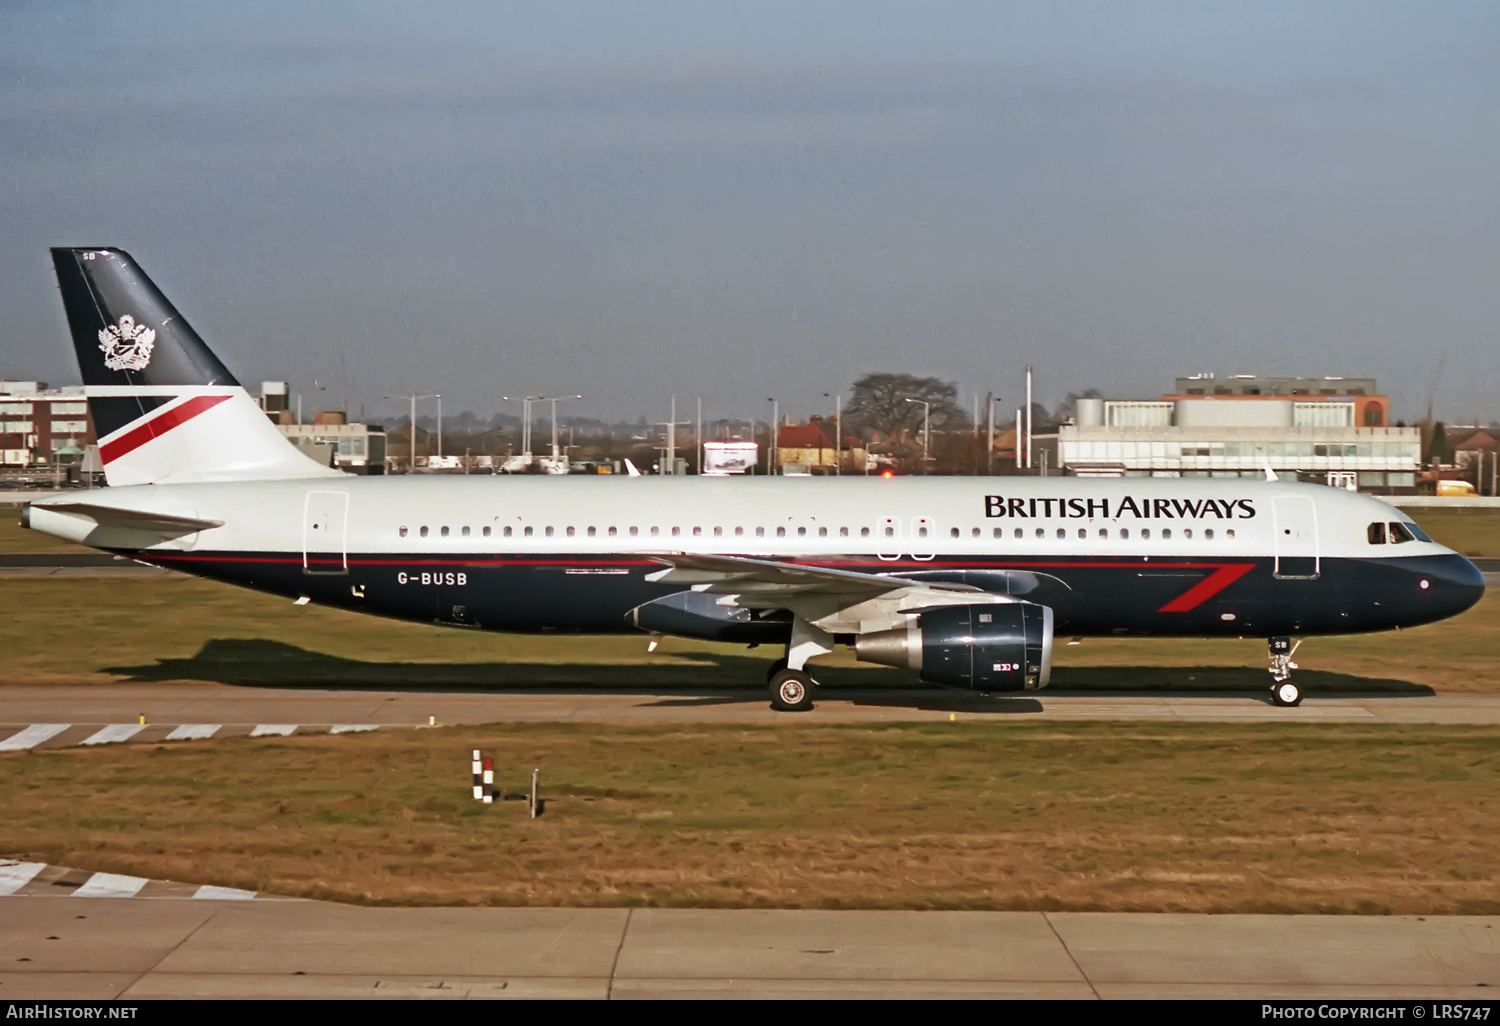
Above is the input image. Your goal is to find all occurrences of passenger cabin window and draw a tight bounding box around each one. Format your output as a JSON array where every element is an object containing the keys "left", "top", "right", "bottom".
[
  {"left": 420, "top": 526, "right": 429, "bottom": 538},
  {"left": 713, "top": 527, "right": 722, "bottom": 536},
  {"left": 917, "top": 527, "right": 928, "bottom": 538},
  {"left": 734, "top": 527, "right": 744, "bottom": 536},
  {"left": 440, "top": 526, "right": 450, "bottom": 537},
  {"left": 796, "top": 527, "right": 806, "bottom": 536},
  {"left": 777, "top": 527, "right": 786, "bottom": 537},
  {"left": 951, "top": 528, "right": 960, "bottom": 539},
  {"left": 503, "top": 526, "right": 512, "bottom": 537},
  {"left": 566, "top": 527, "right": 575, "bottom": 537},
  {"left": 861, "top": 527, "right": 870, "bottom": 537},
  {"left": 756, "top": 527, "right": 765, "bottom": 537},
  {"left": 819, "top": 527, "right": 828, "bottom": 537},
  {"left": 840, "top": 527, "right": 849, "bottom": 537},
  {"left": 650, "top": 527, "right": 659, "bottom": 537},
  {"left": 630, "top": 527, "right": 639, "bottom": 536},
  {"left": 1035, "top": 528, "right": 1044, "bottom": 539},
  {"left": 524, "top": 527, "right": 533, "bottom": 537},
  {"left": 462, "top": 526, "right": 471, "bottom": 537},
  {"left": 1388, "top": 522, "right": 1415, "bottom": 544},
  {"left": 1162, "top": 528, "right": 1171, "bottom": 540},
  {"left": 587, "top": 526, "right": 596, "bottom": 537},
  {"left": 1141, "top": 528, "right": 1151, "bottom": 540},
  {"left": 608, "top": 527, "right": 618, "bottom": 536},
  {"left": 971, "top": 528, "right": 979, "bottom": 538},
  {"left": 545, "top": 526, "right": 554, "bottom": 537},
  {"left": 1368, "top": 522, "right": 1387, "bottom": 545},
  {"left": 1013, "top": 528, "right": 1022, "bottom": 539},
  {"left": 1056, "top": 528, "right": 1065, "bottom": 540},
  {"left": 1203, "top": 529, "right": 1213, "bottom": 540},
  {"left": 1077, "top": 528, "right": 1086, "bottom": 539},
  {"left": 399, "top": 526, "right": 408, "bottom": 538},
  {"left": 671, "top": 527, "right": 681, "bottom": 537},
  {"left": 483, "top": 526, "right": 491, "bottom": 537},
  {"left": 1183, "top": 528, "right": 1192, "bottom": 539}
]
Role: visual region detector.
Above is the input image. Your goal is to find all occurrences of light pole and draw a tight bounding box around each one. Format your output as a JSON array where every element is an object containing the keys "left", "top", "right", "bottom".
[
  {"left": 501, "top": 396, "right": 545, "bottom": 461},
  {"left": 823, "top": 392, "right": 842, "bottom": 475},
  {"left": 385, "top": 393, "right": 439, "bottom": 472},
  {"left": 986, "top": 393, "right": 1002, "bottom": 476},
  {"left": 905, "top": 397, "right": 931, "bottom": 471},
  {"left": 545, "top": 395, "right": 582, "bottom": 462},
  {"left": 767, "top": 398, "right": 779, "bottom": 475}
]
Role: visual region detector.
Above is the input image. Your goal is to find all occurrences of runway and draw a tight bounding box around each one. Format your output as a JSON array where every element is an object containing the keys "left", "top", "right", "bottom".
[
  {"left": 2, "top": 896, "right": 1496, "bottom": 999},
  {"left": 3, "top": 683, "right": 1500, "bottom": 742}
]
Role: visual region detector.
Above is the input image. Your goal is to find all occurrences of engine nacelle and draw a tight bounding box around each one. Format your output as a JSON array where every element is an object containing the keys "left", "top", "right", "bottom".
[{"left": 854, "top": 602, "right": 1053, "bottom": 691}]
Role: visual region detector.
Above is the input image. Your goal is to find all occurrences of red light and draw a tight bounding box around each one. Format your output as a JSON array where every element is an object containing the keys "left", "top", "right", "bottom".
[{"left": 881, "top": 469, "right": 894, "bottom": 479}]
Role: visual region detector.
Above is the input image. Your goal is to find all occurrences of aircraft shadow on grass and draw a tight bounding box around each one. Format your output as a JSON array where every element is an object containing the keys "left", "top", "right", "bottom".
[{"left": 103, "top": 638, "right": 1435, "bottom": 707}]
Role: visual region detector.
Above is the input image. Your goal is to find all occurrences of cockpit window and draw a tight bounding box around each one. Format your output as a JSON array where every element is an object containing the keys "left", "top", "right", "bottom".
[
  {"left": 1387, "top": 521, "right": 1415, "bottom": 544},
  {"left": 1407, "top": 522, "right": 1432, "bottom": 542},
  {"left": 1368, "top": 522, "right": 1387, "bottom": 545}
]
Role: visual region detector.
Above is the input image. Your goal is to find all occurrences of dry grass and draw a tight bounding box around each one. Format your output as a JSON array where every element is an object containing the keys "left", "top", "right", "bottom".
[{"left": 4, "top": 722, "right": 1498, "bottom": 914}]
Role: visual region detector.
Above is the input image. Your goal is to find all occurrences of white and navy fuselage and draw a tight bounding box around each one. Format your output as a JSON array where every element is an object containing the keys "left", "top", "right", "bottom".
[{"left": 22, "top": 248, "right": 1487, "bottom": 693}]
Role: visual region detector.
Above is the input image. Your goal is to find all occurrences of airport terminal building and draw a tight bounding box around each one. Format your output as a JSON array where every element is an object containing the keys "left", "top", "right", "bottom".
[{"left": 1059, "top": 375, "right": 1420, "bottom": 492}]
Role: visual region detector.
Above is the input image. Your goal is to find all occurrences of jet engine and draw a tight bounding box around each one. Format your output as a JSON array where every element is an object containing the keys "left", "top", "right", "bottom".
[{"left": 854, "top": 602, "right": 1053, "bottom": 691}]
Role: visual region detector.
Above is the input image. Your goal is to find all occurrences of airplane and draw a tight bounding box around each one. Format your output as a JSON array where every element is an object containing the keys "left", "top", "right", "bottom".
[{"left": 21, "top": 248, "right": 1486, "bottom": 711}]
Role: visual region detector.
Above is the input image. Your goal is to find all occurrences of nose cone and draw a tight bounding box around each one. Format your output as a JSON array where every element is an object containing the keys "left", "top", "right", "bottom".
[{"left": 1415, "top": 554, "right": 1487, "bottom": 621}]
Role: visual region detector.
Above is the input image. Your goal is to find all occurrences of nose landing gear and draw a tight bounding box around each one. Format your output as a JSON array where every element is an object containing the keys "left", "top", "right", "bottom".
[{"left": 1268, "top": 636, "right": 1303, "bottom": 707}]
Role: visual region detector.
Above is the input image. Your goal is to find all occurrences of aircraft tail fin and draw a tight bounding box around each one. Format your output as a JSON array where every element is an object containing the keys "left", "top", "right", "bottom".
[{"left": 50, "top": 247, "right": 338, "bottom": 486}]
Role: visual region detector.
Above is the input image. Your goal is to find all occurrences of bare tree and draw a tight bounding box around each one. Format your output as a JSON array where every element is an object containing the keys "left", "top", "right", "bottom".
[{"left": 844, "top": 373, "right": 966, "bottom": 451}]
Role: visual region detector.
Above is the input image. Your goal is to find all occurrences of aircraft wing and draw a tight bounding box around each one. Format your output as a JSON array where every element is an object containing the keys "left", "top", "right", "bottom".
[
  {"left": 28, "top": 502, "right": 223, "bottom": 536},
  {"left": 642, "top": 552, "right": 996, "bottom": 629}
]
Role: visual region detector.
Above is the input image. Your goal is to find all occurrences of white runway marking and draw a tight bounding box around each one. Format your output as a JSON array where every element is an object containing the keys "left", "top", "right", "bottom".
[
  {"left": 329, "top": 724, "right": 377, "bottom": 734},
  {"left": 250, "top": 724, "right": 297, "bottom": 737},
  {"left": 80, "top": 724, "right": 146, "bottom": 746},
  {"left": 165, "top": 723, "right": 220, "bottom": 740},
  {"left": 0, "top": 724, "right": 70, "bottom": 751},
  {"left": 0, "top": 861, "right": 46, "bottom": 896},
  {"left": 192, "top": 885, "right": 257, "bottom": 900},
  {"left": 72, "top": 872, "right": 148, "bottom": 898}
]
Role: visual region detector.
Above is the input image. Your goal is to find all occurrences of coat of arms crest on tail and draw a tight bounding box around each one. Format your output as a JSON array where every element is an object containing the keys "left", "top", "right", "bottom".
[{"left": 98, "top": 314, "right": 156, "bottom": 372}]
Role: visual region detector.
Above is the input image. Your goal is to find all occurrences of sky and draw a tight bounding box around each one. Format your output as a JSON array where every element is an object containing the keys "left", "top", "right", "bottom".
[{"left": 1, "top": 1, "right": 1496, "bottom": 424}]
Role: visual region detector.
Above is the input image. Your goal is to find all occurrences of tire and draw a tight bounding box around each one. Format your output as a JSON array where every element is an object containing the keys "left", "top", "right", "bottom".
[
  {"left": 1270, "top": 680, "right": 1302, "bottom": 707},
  {"left": 765, "top": 657, "right": 789, "bottom": 684},
  {"left": 769, "top": 669, "right": 816, "bottom": 712}
]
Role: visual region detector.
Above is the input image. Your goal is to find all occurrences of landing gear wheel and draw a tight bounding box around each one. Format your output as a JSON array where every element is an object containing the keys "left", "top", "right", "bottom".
[
  {"left": 765, "top": 658, "right": 788, "bottom": 684},
  {"left": 769, "top": 669, "right": 816, "bottom": 712},
  {"left": 1271, "top": 680, "right": 1302, "bottom": 707}
]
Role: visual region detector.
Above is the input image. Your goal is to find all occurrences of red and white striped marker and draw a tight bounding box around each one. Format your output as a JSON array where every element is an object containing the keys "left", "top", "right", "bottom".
[
  {"left": 471, "top": 749, "right": 483, "bottom": 801},
  {"left": 482, "top": 757, "right": 495, "bottom": 804}
]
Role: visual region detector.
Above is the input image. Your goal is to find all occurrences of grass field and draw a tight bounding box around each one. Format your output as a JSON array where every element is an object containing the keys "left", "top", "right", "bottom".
[
  {"left": 0, "top": 574, "right": 1495, "bottom": 691},
  {"left": 4, "top": 722, "right": 1497, "bottom": 913}
]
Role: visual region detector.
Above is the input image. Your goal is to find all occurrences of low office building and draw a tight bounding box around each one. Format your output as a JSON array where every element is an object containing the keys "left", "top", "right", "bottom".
[
  {"left": 1059, "top": 376, "right": 1419, "bottom": 491},
  {"left": 0, "top": 380, "right": 95, "bottom": 467},
  {"left": 278, "top": 413, "right": 387, "bottom": 475}
]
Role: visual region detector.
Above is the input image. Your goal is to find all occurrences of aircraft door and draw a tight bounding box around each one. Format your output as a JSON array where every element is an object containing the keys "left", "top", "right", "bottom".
[
  {"left": 911, "top": 516, "right": 936, "bottom": 561},
  {"left": 876, "top": 516, "right": 901, "bottom": 561},
  {"left": 303, "top": 490, "right": 349, "bottom": 574},
  {"left": 1272, "top": 495, "right": 1319, "bottom": 579}
]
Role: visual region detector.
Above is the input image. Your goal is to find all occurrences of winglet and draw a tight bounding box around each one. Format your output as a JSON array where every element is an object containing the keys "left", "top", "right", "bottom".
[
  {"left": 624, "top": 458, "right": 642, "bottom": 476},
  {"left": 1264, "top": 465, "right": 1278, "bottom": 482}
]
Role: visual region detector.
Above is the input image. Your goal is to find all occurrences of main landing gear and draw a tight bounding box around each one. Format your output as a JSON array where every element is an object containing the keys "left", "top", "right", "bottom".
[
  {"left": 1268, "top": 636, "right": 1302, "bottom": 707},
  {"left": 767, "top": 618, "right": 834, "bottom": 713}
]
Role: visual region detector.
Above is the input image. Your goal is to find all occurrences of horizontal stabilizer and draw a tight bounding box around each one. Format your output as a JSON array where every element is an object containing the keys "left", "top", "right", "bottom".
[{"left": 32, "top": 502, "right": 224, "bottom": 534}]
